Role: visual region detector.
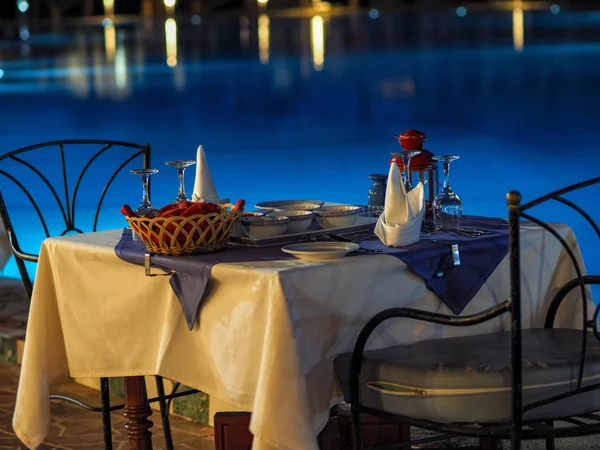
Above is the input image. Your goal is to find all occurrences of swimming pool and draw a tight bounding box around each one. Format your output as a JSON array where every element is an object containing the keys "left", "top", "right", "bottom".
[{"left": 1, "top": 5, "right": 599, "bottom": 283}]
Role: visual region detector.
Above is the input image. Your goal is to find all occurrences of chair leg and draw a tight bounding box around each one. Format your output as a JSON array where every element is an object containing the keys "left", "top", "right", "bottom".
[
  {"left": 155, "top": 376, "right": 174, "bottom": 450},
  {"left": 510, "top": 435, "right": 521, "bottom": 450},
  {"left": 100, "top": 377, "right": 113, "bottom": 450},
  {"left": 350, "top": 404, "right": 363, "bottom": 450},
  {"left": 545, "top": 421, "right": 555, "bottom": 450}
]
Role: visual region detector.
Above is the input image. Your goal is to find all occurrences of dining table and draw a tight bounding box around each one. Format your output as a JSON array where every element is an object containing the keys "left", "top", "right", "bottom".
[{"left": 12, "top": 214, "right": 590, "bottom": 450}]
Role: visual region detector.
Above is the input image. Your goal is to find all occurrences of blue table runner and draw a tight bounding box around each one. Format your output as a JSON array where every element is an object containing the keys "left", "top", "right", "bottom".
[
  {"left": 361, "top": 216, "right": 509, "bottom": 315},
  {"left": 115, "top": 216, "right": 508, "bottom": 329}
]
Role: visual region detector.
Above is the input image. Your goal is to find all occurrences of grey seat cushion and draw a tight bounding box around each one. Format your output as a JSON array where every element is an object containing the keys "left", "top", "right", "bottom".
[{"left": 335, "top": 328, "right": 600, "bottom": 423}]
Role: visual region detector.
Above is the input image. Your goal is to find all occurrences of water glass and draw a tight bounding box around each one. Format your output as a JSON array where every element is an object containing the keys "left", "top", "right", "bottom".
[
  {"left": 165, "top": 160, "right": 196, "bottom": 203},
  {"left": 130, "top": 168, "right": 159, "bottom": 240},
  {"left": 431, "top": 156, "right": 463, "bottom": 230},
  {"left": 391, "top": 150, "right": 421, "bottom": 191}
]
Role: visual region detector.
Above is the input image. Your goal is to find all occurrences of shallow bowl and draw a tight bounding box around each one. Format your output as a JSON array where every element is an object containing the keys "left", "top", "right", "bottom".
[
  {"left": 231, "top": 211, "right": 265, "bottom": 238},
  {"left": 273, "top": 202, "right": 322, "bottom": 212},
  {"left": 255, "top": 199, "right": 324, "bottom": 211},
  {"left": 267, "top": 210, "right": 313, "bottom": 234},
  {"left": 314, "top": 205, "right": 361, "bottom": 229},
  {"left": 241, "top": 215, "right": 289, "bottom": 239}
]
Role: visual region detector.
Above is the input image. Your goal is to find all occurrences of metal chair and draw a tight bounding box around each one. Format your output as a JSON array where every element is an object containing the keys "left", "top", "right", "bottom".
[
  {"left": 0, "top": 140, "right": 199, "bottom": 450},
  {"left": 335, "top": 176, "right": 600, "bottom": 449}
]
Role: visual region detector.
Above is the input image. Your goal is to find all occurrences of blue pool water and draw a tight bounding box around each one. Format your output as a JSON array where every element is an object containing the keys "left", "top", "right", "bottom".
[{"left": 1, "top": 7, "right": 599, "bottom": 286}]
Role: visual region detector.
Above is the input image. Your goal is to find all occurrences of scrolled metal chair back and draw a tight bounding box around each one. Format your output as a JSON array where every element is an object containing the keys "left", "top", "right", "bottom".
[
  {"left": 507, "top": 176, "right": 600, "bottom": 435},
  {"left": 0, "top": 139, "right": 150, "bottom": 297}
]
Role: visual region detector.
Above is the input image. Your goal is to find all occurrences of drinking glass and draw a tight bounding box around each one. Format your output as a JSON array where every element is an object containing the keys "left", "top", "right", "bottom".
[
  {"left": 131, "top": 168, "right": 159, "bottom": 216},
  {"left": 431, "top": 156, "right": 463, "bottom": 230},
  {"left": 391, "top": 150, "right": 421, "bottom": 191},
  {"left": 165, "top": 160, "right": 196, "bottom": 203}
]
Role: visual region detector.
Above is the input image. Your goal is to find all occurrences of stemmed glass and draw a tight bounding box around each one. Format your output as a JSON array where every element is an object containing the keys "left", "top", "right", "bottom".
[
  {"left": 391, "top": 150, "right": 421, "bottom": 191},
  {"left": 431, "top": 156, "right": 463, "bottom": 230},
  {"left": 131, "top": 168, "right": 159, "bottom": 216},
  {"left": 165, "top": 160, "right": 196, "bottom": 203}
]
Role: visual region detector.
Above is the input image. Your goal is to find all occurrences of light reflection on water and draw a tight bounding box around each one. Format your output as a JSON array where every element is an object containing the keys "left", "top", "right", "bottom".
[{"left": 0, "top": 8, "right": 599, "bottom": 286}]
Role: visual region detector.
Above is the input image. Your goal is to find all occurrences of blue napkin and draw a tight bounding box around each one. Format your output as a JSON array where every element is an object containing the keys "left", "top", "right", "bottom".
[
  {"left": 115, "top": 229, "right": 292, "bottom": 330},
  {"left": 361, "top": 216, "right": 509, "bottom": 314}
]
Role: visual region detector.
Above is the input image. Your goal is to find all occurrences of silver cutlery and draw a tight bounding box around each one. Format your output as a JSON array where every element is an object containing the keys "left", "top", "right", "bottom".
[
  {"left": 425, "top": 227, "right": 491, "bottom": 238},
  {"left": 327, "top": 232, "right": 375, "bottom": 244}
]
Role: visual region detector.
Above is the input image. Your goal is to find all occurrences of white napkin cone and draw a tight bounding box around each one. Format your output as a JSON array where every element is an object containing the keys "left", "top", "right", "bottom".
[
  {"left": 375, "top": 163, "right": 425, "bottom": 247},
  {"left": 192, "top": 145, "right": 229, "bottom": 204}
]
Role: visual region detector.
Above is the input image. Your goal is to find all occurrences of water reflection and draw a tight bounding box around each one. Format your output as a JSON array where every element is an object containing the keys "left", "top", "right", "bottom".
[
  {"left": 165, "top": 18, "right": 178, "bottom": 68},
  {"left": 513, "top": 4, "right": 524, "bottom": 52},
  {"left": 103, "top": 0, "right": 114, "bottom": 16},
  {"left": 98, "top": 22, "right": 131, "bottom": 97},
  {"left": 258, "top": 14, "right": 270, "bottom": 65},
  {"left": 240, "top": 17, "right": 250, "bottom": 49},
  {"left": 114, "top": 46, "right": 128, "bottom": 89},
  {"left": 311, "top": 15, "right": 325, "bottom": 71},
  {"left": 66, "top": 34, "right": 89, "bottom": 98},
  {"left": 1, "top": 11, "right": 600, "bottom": 281},
  {"left": 104, "top": 22, "right": 116, "bottom": 62}
]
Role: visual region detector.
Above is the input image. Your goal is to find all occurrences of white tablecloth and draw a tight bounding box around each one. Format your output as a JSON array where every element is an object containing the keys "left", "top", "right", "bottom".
[{"left": 13, "top": 223, "right": 589, "bottom": 450}]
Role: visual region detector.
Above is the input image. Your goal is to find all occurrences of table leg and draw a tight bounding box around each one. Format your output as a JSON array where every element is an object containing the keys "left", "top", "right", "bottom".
[{"left": 123, "top": 376, "right": 154, "bottom": 450}]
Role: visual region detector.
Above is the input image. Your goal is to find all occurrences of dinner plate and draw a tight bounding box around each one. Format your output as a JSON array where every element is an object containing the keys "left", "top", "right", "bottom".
[
  {"left": 281, "top": 242, "right": 360, "bottom": 261},
  {"left": 255, "top": 199, "right": 325, "bottom": 211}
]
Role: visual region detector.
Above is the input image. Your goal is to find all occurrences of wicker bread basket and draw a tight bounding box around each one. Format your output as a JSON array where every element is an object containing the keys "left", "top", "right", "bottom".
[{"left": 126, "top": 203, "right": 243, "bottom": 256}]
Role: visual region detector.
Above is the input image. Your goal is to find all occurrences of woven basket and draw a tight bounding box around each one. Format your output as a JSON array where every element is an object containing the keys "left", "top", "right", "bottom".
[{"left": 126, "top": 203, "right": 243, "bottom": 256}]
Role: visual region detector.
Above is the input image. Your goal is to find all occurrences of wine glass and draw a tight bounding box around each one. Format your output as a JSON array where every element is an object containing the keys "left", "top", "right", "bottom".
[
  {"left": 165, "top": 160, "right": 196, "bottom": 204},
  {"left": 391, "top": 150, "right": 421, "bottom": 191},
  {"left": 131, "top": 168, "right": 159, "bottom": 216},
  {"left": 431, "top": 156, "right": 463, "bottom": 230}
]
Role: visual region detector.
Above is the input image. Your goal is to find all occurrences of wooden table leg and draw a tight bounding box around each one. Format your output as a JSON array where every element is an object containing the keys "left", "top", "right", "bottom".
[{"left": 123, "top": 376, "right": 154, "bottom": 450}]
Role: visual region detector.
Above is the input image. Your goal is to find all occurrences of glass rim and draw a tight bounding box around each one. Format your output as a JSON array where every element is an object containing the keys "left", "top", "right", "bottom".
[
  {"left": 131, "top": 168, "right": 159, "bottom": 175},
  {"left": 391, "top": 150, "right": 422, "bottom": 156},
  {"left": 165, "top": 160, "right": 196, "bottom": 166},
  {"left": 432, "top": 155, "right": 460, "bottom": 162}
]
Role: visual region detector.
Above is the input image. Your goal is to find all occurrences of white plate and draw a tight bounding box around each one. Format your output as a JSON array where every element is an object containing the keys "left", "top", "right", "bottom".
[
  {"left": 255, "top": 199, "right": 324, "bottom": 211},
  {"left": 281, "top": 242, "right": 360, "bottom": 261}
]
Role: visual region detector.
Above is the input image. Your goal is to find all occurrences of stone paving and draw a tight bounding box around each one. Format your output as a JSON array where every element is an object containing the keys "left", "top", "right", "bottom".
[
  {"left": 0, "top": 362, "right": 215, "bottom": 450},
  {"left": 0, "top": 278, "right": 28, "bottom": 339}
]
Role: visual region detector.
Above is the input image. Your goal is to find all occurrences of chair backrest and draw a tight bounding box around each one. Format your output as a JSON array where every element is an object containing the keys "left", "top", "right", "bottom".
[
  {"left": 0, "top": 140, "right": 150, "bottom": 298},
  {"left": 507, "top": 176, "right": 600, "bottom": 431}
]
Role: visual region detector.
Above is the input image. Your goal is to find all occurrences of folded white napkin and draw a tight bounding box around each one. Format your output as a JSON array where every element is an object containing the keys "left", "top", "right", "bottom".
[
  {"left": 192, "top": 145, "right": 229, "bottom": 204},
  {"left": 374, "top": 163, "right": 425, "bottom": 247}
]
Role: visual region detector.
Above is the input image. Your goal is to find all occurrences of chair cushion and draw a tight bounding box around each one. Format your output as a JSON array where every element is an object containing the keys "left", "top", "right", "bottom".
[{"left": 334, "top": 328, "right": 600, "bottom": 423}]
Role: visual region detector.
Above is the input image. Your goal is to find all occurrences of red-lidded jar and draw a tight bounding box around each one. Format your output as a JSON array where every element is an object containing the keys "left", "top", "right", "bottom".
[{"left": 388, "top": 129, "right": 439, "bottom": 216}]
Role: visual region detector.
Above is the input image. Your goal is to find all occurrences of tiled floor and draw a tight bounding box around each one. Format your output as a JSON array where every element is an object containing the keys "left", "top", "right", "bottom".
[
  {"left": 0, "top": 278, "right": 28, "bottom": 341},
  {"left": 0, "top": 363, "right": 215, "bottom": 450}
]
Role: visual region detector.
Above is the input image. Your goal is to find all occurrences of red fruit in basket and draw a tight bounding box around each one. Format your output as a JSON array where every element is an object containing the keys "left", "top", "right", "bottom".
[
  {"left": 155, "top": 203, "right": 179, "bottom": 216},
  {"left": 161, "top": 206, "right": 188, "bottom": 219},
  {"left": 120, "top": 205, "right": 138, "bottom": 218},
  {"left": 181, "top": 203, "right": 209, "bottom": 217},
  {"left": 232, "top": 199, "right": 245, "bottom": 212}
]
